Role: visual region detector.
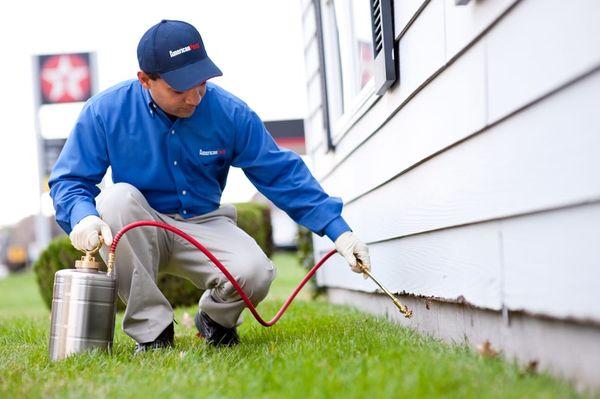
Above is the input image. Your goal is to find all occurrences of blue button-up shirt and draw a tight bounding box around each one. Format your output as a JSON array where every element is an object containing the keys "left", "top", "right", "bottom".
[{"left": 49, "top": 80, "right": 350, "bottom": 242}]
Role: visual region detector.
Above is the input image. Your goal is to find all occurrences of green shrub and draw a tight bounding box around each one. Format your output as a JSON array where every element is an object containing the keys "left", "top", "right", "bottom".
[
  {"left": 234, "top": 202, "right": 273, "bottom": 257},
  {"left": 33, "top": 202, "right": 273, "bottom": 311}
]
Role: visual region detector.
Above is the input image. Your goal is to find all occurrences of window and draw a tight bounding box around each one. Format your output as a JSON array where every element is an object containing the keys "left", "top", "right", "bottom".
[
  {"left": 333, "top": 0, "right": 375, "bottom": 114},
  {"left": 324, "top": 0, "right": 376, "bottom": 136},
  {"left": 320, "top": 0, "right": 395, "bottom": 143}
]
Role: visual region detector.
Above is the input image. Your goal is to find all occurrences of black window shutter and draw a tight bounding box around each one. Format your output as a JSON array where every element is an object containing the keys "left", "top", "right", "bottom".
[{"left": 370, "top": 0, "right": 396, "bottom": 95}]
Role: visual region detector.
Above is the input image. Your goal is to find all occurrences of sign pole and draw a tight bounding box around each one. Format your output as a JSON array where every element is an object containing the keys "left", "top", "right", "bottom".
[{"left": 31, "top": 55, "right": 51, "bottom": 259}]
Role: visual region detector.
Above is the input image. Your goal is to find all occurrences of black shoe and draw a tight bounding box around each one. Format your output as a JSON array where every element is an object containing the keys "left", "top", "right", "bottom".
[
  {"left": 134, "top": 322, "right": 174, "bottom": 354},
  {"left": 195, "top": 311, "right": 239, "bottom": 347}
]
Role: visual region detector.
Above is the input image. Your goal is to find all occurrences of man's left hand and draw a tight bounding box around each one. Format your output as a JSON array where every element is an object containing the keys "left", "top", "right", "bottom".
[{"left": 334, "top": 231, "right": 371, "bottom": 279}]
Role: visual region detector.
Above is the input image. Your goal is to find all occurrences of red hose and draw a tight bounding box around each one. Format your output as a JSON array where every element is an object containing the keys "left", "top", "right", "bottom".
[{"left": 109, "top": 220, "right": 337, "bottom": 327}]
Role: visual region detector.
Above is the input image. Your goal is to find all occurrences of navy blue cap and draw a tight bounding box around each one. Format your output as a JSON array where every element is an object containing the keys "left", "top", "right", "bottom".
[{"left": 137, "top": 20, "right": 222, "bottom": 91}]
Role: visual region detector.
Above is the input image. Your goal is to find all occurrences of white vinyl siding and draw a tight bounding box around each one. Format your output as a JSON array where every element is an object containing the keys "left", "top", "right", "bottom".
[{"left": 301, "top": 0, "right": 600, "bottom": 323}]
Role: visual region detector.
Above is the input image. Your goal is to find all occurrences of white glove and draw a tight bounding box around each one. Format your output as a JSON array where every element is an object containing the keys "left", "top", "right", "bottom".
[
  {"left": 334, "top": 231, "right": 371, "bottom": 279},
  {"left": 69, "top": 215, "right": 113, "bottom": 251}
]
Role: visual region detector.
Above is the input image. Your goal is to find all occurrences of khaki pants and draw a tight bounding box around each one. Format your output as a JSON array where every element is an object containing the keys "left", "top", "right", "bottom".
[{"left": 96, "top": 183, "right": 276, "bottom": 344}]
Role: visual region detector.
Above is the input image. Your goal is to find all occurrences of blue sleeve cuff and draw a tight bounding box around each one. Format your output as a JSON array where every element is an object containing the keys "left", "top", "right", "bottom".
[
  {"left": 69, "top": 201, "right": 99, "bottom": 233},
  {"left": 323, "top": 216, "right": 352, "bottom": 242}
]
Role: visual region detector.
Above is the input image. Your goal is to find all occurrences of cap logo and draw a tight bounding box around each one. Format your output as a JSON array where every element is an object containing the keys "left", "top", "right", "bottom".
[{"left": 169, "top": 42, "right": 200, "bottom": 58}]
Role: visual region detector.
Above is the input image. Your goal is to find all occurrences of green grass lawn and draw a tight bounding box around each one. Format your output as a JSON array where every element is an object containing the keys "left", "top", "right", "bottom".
[{"left": 0, "top": 252, "right": 590, "bottom": 399}]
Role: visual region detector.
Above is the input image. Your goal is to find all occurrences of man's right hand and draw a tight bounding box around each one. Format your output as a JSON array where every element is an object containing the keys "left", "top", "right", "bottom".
[{"left": 69, "top": 215, "right": 113, "bottom": 251}]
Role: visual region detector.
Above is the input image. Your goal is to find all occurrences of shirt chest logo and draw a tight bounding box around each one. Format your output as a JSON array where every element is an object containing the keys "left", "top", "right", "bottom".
[{"left": 199, "top": 149, "right": 226, "bottom": 156}]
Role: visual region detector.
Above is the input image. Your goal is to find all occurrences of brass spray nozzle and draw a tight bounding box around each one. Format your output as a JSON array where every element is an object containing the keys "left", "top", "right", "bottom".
[
  {"left": 75, "top": 235, "right": 104, "bottom": 271},
  {"left": 359, "top": 265, "right": 413, "bottom": 318}
]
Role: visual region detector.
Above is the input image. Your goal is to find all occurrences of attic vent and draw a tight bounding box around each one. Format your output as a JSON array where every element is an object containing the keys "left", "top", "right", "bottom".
[{"left": 369, "top": 0, "right": 396, "bottom": 95}]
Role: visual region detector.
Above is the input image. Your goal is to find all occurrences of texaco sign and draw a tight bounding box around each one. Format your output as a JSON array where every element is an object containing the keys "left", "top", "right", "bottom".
[{"left": 38, "top": 53, "right": 92, "bottom": 104}]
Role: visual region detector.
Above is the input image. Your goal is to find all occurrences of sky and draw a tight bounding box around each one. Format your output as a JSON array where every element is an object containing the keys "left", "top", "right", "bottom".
[{"left": 0, "top": 0, "right": 308, "bottom": 228}]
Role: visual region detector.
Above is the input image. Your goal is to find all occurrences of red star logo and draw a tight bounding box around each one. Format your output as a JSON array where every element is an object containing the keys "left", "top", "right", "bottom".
[{"left": 40, "top": 54, "right": 91, "bottom": 103}]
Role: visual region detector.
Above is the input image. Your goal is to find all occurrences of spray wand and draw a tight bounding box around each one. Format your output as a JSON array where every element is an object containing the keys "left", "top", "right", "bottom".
[{"left": 106, "top": 220, "right": 413, "bottom": 326}]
